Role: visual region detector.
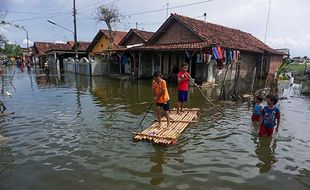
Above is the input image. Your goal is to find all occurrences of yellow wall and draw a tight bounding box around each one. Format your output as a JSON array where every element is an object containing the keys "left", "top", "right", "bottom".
[{"left": 91, "top": 35, "right": 117, "bottom": 55}]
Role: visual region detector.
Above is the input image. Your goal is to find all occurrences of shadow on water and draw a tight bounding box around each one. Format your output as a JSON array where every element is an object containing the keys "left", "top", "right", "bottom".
[{"left": 0, "top": 68, "right": 310, "bottom": 190}]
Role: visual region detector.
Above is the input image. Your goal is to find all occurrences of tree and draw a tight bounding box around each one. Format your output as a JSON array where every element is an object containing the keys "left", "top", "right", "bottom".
[
  {"left": 96, "top": 4, "right": 120, "bottom": 49},
  {"left": 3, "top": 43, "right": 22, "bottom": 58},
  {"left": 0, "top": 34, "right": 7, "bottom": 51}
]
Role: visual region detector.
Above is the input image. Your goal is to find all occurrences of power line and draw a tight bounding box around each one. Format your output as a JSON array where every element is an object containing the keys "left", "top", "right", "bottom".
[
  {"left": 125, "top": 0, "right": 214, "bottom": 17},
  {"left": 8, "top": 12, "right": 71, "bottom": 22},
  {"left": 0, "top": 9, "right": 67, "bottom": 15}
]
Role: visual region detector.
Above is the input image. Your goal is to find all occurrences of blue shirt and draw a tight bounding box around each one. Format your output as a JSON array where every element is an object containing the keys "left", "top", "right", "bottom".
[
  {"left": 253, "top": 103, "right": 264, "bottom": 116},
  {"left": 261, "top": 106, "right": 280, "bottom": 128}
]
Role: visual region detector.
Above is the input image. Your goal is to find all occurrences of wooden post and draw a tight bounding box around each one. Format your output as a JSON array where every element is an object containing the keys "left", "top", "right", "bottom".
[
  {"left": 138, "top": 52, "right": 142, "bottom": 78},
  {"left": 189, "top": 58, "right": 192, "bottom": 75},
  {"left": 130, "top": 52, "right": 136, "bottom": 77},
  {"left": 119, "top": 53, "right": 123, "bottom": 75},
  {"left": 152, "top": 55, "right": 155, "bottom": 76},
  {"left": 159, "top": 53, "right": 162, "bottom": 73}
]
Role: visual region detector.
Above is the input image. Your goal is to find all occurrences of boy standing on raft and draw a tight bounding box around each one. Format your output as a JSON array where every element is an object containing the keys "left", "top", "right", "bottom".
[
  {"left": 177, "top": 64, "right": 190, "bottom": 114},
  {"left": 259, "top": 95, "right": 280, "bottom": 137},
  {"left": 152, "top": 72, "right": 170, "bottom": 128}
]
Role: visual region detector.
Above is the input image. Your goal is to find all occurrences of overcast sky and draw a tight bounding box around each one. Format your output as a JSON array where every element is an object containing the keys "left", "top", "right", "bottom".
[{"left": 0, "top": 0, "right": 309, "bottom": 57}]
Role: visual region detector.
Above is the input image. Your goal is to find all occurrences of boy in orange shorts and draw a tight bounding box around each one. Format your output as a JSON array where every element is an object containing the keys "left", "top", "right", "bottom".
[{"left": 152, "top": 72, "right": 170, "bottom": 128}]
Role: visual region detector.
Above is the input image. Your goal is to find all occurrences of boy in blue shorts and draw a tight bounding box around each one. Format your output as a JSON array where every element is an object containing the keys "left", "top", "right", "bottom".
[
  {"left": 177, "top": 64, "right": 190, "bottom": 114},
  {"left": 259, "top": 95, "right": 280, "bottom": 137}
]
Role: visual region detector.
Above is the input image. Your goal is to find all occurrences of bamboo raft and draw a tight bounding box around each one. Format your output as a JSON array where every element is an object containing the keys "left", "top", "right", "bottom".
[{"left": 133, "top": 108, "right": 199, "bottom": 145}]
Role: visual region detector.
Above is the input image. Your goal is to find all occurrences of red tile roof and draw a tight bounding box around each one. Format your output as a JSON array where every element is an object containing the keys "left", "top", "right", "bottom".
[
  {"left": 65, "top": 41, "right": 91, "bottom": 51},
  {"left": 87, "top": 29, "right": 127, "bottom": 51},
  {"left": 119, "top": 29, "right": 154, "bottom": 46},
  {"left": 147, "top": 13, "right": 280, "bottom": 54},
  {"left": 100, "top": 29, "right": 127, "bottom": 45},
  {"left": 33, "top": 42, "right": 55, "bottom": 55},
  {"left": 132, "top": 29, "right": 154, "bottom": 42}
]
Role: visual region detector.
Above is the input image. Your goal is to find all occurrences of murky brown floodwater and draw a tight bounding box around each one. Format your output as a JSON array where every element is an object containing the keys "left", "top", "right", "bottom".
[{"left": 0, "top": 67, "right": 310, "bottom": 190}]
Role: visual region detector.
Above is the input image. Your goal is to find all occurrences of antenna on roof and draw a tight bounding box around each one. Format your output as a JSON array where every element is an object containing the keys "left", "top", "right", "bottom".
[
  {"left": 166, "top": 3, "right": 169, "bottom": 19},
  {"left": 136, "top": 22, "right": 138, "bottom": 29},
  {"left": 203, "top": 13, "right": 207, "bottom": 22}
]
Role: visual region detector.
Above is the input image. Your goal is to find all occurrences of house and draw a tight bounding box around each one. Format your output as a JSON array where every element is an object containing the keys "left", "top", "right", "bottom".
[
  {"left": 112, "top": 13, "right": 283, "bottom": 89},
  {"left": 32, "top": 42, "right": 55, "bottom": 68},
  {"left": 87, "top": 29, "right": 127, "bottom": 75},
  {"left": 110, "top": 29, "right": 155, "bottom": 75},
  {"left": 87, "top": 29, "right": 127, "bottom": 56},
  {"left": 44, "top": 41, "right": 91, "bottom": 74}
]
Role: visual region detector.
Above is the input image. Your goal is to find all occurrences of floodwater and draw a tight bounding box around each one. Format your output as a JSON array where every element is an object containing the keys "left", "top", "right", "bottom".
[{"left": 0, "top": 67, "right": 310, "bottom": 190}]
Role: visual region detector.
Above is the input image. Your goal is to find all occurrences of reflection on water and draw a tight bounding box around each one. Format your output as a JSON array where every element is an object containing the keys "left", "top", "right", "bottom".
[
  {"left": 0, "top": 68, "right": 310, "bottom": 190},
  {"left": 149, "top": 147, "right": 165, "bottom": 186},
  {"left": 255, "top": 137, "right": 277, "bottom": 173}
]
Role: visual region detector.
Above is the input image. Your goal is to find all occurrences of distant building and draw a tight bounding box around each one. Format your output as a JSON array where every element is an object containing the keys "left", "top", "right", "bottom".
[{"left": 275, "top": 48, "right": 290, "bottom": 59}]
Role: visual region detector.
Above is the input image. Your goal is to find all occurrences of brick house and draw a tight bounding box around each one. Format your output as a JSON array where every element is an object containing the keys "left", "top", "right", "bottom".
[{"left": 123, "top": 14, "right": 282, "bottom": 88}]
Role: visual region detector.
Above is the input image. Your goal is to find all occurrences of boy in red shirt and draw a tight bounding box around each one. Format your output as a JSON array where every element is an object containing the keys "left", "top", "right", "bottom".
[{"left": 177, "top": 64, "right": 190, "bottom": 114}]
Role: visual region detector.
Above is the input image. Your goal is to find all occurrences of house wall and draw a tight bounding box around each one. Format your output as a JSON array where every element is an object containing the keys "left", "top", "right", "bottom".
[
  {"left": 265, "top": 55, "right": 283, "bottom": 86},
  {"left": 154, "top": 20, "right": 201, "bottom": 45},
  {"left": 240, "top": 53, "right": 260, "bottom": 79},
  {"left": 91, "top": 35, "right": 117, "bottom": 55}
]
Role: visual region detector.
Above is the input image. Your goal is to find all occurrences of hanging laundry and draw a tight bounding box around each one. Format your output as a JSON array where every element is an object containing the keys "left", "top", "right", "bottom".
[
  {"left": 212, "top": 47, "right": 219, "bottom": 60},
  {"left": 222, "top": 49, "right": 227, "bottom": 64},
  {"left": 236, "top": 51, "right": 240, "bottom": 62},
  {"left": 185, "top": 51, "right": 191, "bottom": 59},
  {"left": 217, "top": 46, "right": 223, "bottom": 59},
  {"left": 229, "top": 49, "right": 233, "bottom": 62},
  {"left": 196, "top": 53, "right": 203, "bottom": 64}
]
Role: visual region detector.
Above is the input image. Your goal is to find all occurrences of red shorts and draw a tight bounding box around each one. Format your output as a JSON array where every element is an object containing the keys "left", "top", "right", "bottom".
[
  {"left": 259, "top": 124, "right": 274, "bottom": 137},
  {"left": 251, "top": 115, "right": 260, "bottom": 122}
]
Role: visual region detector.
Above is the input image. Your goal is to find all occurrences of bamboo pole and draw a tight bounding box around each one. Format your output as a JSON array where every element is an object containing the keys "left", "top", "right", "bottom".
[{"left": 188, "top": 77, "right": 225, "bottom": 116}]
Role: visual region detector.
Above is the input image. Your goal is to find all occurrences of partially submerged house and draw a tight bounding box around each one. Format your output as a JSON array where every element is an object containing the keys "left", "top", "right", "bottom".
[
  {"left": 87, "top": 29, "right": 127, "bottom": 75},
  {"left": 45, "top": 41, "right": 91, "bottom": 74},
  {"left": 108, "top": 14, "right": 282, "bottom": 90},
  {"left": 32, "top": 42, "right": 55, "bottom": 68},
  {"left": 111, "top": 29, "right": 155, "bottom": 75}
]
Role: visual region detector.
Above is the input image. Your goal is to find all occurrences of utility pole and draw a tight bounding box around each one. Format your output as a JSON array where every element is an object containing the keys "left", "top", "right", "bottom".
[
  {"left": 26, "top": 30, "right": 29, "bottom": 55},
  {"left": 73, "top": 0, "right": 78, "bottom": 60}
]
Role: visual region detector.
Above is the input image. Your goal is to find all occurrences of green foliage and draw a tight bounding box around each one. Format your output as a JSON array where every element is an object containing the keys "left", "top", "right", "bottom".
[
  {"left": 285, "top": 63, "right": 307, "bottom": 74},
  {"left": 3, "top": 43, "right": 22, "bottom": 58},
  {"left": 277, "top": 59, "right": 294, "bottom": 76}
]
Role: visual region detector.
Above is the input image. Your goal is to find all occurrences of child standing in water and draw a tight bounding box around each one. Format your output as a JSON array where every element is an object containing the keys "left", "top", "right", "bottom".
[
  {"left": 252, "top": 96, "right": 264, "bottom": 122},
  {"left": 259, "top": 95, "right": 281, "bottom": 137},
  {"left": 152, "top": 72, "right": 170, "bottom": 128}
]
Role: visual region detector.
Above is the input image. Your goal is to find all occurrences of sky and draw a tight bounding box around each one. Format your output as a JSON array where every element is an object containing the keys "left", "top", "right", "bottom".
[{"left": 0, "top": 0, "right": 309, "bottom": 57}]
